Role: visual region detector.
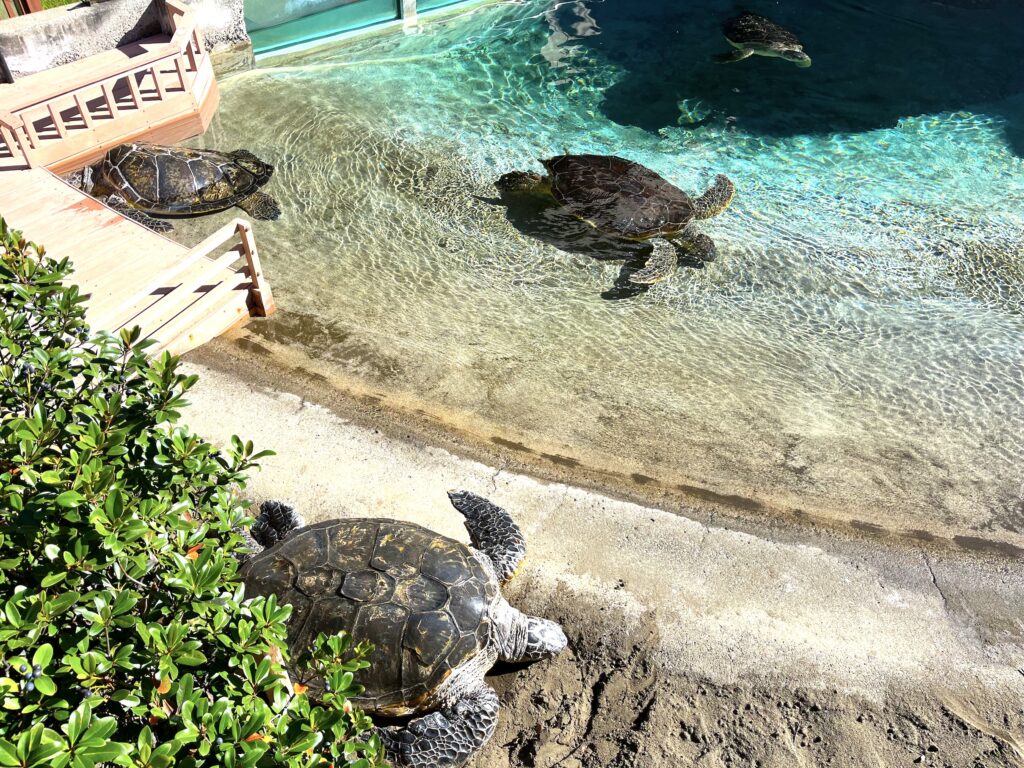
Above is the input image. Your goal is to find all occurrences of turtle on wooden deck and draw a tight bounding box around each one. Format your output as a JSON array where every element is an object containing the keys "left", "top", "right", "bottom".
[
  {"left": 241, "top": 492, "right": 566, "bottom": 768},
  {"left": 68, "top": 142, "right": 281, "bottom": 233}
]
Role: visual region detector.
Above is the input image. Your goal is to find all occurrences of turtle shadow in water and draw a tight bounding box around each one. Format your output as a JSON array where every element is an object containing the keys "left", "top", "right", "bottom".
[{"left": 479, "top": 191, "right": 706, "bottom": 301}]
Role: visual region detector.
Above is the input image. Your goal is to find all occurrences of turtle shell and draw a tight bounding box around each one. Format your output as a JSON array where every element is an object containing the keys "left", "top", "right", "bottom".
[
  {"left": 722, "top": 13, "right": 801, "bottom": 49},
  {"left": 241, "top": 519, "right": 498, "bottom": 716},
  {"left": 543, "top": 154, "right": 694, "bottom": 240},
  {"left": 97, "top": 143, "right": 272, "bottom": 216}
]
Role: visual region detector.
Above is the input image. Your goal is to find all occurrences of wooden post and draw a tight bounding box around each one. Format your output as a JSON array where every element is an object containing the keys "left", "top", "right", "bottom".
[
  {"left": 150, "top": 64, "right": 166, "bottom": 100},
  {"left": 0, "top": 124, "right": 30, "bottom": 168},
  {"left": 125, "top": 71, "right": 143, "bottom": 108},
  {"left": 237, "top": 221, "right": 275, "bottom": 317},
  {"left": 47, "top": 103, "right": 66, "bottom": 138},
  {"left": 101, "top": 81, "right": 120, "bottom": 118},
  {"left": 73, "top": 93, "right": 94, "bottom": 129},
  {"left": 24, "top": 0, "right": 42, "bottom": 12}
]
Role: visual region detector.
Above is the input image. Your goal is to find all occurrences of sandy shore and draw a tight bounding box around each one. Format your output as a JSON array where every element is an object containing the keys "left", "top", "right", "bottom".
[{"left": 182, "top": 339, "right": 1024, "bottom": 767}]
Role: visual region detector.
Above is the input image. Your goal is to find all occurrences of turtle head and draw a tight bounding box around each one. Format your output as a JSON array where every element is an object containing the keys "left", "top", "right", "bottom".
[
  {"left": 228, "top": 149, "right": 274, "bottom": 182},
  {"left": 521, "top": 617, "right": 567, "bottom": 661},
  {"left": 496, "top": 170, "right": 546, "bottom": 195},
  {"left": 780, "top": 47, "right": 811, "bottom": 67},
  {"left": 66, "top": 165, "right": 95, "bottom": 193}
]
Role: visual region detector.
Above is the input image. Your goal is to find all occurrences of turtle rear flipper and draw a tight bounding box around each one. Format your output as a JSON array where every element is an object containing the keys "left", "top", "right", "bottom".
[
  {"left": 712, "top": 48, "right": 754, "bottom": 63},
  {"left": 629, "top": 238, "right": 678, "bottom": 285},
  {"left": 251, "top": 500, "right": 304, "bottom": 549},
  {"left": 378, "top": 682, "right": 499, "bottom": 768},
  {"left": 447, "top": 491, "right": 526, "bottom": 583},
  {"left": 105, "top": 194, "right": 173, "bottom": 233},
  {"left": 678, "top": 231, "right": 718, "bottom": 263},
  {"left": 237, "top": 191, "right": 281, "bottom": 221}
]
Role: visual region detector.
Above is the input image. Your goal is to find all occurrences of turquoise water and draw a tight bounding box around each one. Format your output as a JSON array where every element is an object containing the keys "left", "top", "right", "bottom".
[{"left": 182, "top": 0, "right": 1024, "bottom": 540}]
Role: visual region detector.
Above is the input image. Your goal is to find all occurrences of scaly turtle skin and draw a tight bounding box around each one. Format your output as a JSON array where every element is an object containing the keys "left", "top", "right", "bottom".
[
  {"left": 69, "top": 142, "right": 281, "bottom": 233},
  {"left": 497, "top": 154, "right": 735, "bottom": 284},
  {"left": 241, "top": 493, "right": 566, "bottom": 768},
  {"left": 714, "top": 13, "right": 812, "bottom": 67}
]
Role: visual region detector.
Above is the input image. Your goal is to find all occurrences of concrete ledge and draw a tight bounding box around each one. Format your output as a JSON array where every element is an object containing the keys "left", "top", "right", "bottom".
[
  {"left": 0, "top": 0, "right": 160, "bottom": 80},
  {"left": 0, "top": 0, "right": 253, "bottom": 82}
]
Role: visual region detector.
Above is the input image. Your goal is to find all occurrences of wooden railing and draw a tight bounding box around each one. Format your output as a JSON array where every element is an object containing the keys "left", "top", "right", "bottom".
[
  {"left": 104, "top": 219, "right": 276, "bottom": 349},
  {"left": 0, "top": 0, "right": 212, "bottom": 171}
]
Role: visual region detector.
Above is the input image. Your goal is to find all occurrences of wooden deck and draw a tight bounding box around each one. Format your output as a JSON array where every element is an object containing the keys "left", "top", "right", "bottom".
[
  {"left": 0, "top": 0, "right": 274, "bottom": 355},
  {"left": 0, "top": 0, "right": 218, "bottom": 173},
  {"left": 2, "top": 168, "right": 274, "bottom": 355}
]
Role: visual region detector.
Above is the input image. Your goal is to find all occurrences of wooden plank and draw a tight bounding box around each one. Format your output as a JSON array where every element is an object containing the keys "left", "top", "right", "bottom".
[{"left": 0, "top": 37, "right": 175, "bottom": 113}]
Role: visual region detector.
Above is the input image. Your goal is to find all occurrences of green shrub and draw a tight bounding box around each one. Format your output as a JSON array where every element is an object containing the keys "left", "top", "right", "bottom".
[{"left": 0, "top": 217, "right": 386, "bottom": 768}]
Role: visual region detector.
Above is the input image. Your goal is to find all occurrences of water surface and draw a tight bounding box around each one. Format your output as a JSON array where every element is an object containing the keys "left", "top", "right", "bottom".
[{"left": 178, "top": 0, "right": 1024, "bottom": 541}]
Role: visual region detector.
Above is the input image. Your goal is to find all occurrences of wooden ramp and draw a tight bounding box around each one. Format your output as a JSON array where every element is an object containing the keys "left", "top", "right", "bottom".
[{"left": 1, "top": 168, "right": 274, "bottom": 355}]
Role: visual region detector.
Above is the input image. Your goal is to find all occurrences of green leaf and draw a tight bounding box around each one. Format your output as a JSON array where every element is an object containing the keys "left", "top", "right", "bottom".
[
  {"left": 32, "top": 643, "right": 53, "bottom": 669},
  {"left": 0, "top": 738, "right": 19, "bottom": 767},
  {"left": 33, "top": 675, "right": 56, "bottom": 696},
  {"left": 55, "top": 491, "right": 84, "bottom": 508},
  {"left": 40, "top": 572, "right": 66, "bottom": 588},
  {"left": 43, "top": 544, "right": 60, "bottom": 560}
]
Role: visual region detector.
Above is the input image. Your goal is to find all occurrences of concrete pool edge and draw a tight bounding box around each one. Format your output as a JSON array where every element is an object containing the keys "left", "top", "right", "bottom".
[
  {"left": 180, "top": 345, "right": 1024, "bottom": 765},
  {"left": 184, "top": 328, "right": 1024, "bottom": 562}
]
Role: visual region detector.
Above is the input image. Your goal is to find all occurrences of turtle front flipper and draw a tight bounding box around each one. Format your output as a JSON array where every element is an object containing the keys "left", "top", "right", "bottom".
[
  {"left": 447, "top": 491, "right": 526, "bottom": 583},
  {"left": 105, "top": 194, "right": 173, "bottom": 233},
  {"left": 692, "top": 174, "right": 735, "bottom": 220},
  {"left": 629, "top": 238, "right": 678, "bottom": 285},
  {"left": 712, "top": 48, "right": 754, "bottom": 63},
  {"left": 377, "top": 682, "right": 499, "bottom": 768},
  {"left": 237, "top": 191, "right": 282, "bottom": 220}
]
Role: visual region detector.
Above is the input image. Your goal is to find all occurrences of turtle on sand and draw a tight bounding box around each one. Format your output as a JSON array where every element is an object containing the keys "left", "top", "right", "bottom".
[
  {"left": 497, "top": 154, "right": 735, "bottom": 284},
  {"left": 713, "top": 12, "right": 812, "bottom": 67},
  {"left": 68, "top": 142, "right": 281, "bottom": 233},
  {"left": 242, "top": 492, "right": 567, "bottom": 768}
]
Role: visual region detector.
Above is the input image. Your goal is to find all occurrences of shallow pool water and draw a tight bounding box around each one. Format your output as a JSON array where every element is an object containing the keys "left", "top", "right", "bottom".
[{"left": 180, "top": 0, "right": 1024, "bottom": 539}]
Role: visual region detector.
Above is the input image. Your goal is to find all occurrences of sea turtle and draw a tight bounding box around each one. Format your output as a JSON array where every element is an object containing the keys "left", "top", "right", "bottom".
[
  {"left": 68, "top": 142, "right": 281, "bottom": 233},
  {"left": 497, "top": 154, "right": 735, "bottom": 284},
  {"left": 241, "top": 492, "right": 567, "bottom": 768},
  {"left": 713, "top": 12, "right": 812, "bottom": 67}
]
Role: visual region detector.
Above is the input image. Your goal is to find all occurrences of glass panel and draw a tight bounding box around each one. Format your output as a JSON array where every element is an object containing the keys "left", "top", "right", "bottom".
[{"left": 247, "top": 0, "right": 399, "bottom": 54}]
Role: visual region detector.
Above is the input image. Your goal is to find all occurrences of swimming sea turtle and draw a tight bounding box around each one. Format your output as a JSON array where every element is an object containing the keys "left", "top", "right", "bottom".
[
  {"left": 713, "top": 12, "right": 812, "bottom": 67},
  {"left": 68, "top": 142, "right": 281, "bottom": 233},
  {"left": 497, "top": 154, "right": 735, "bottom": 284},
  {"left": 242, "top": 492, "right": 567, "bottom": 768}
]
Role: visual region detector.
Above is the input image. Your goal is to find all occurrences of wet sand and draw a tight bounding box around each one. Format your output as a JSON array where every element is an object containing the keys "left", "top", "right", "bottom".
[{"left": 182, "top": 334, "right": 1024, "bottom": 767}]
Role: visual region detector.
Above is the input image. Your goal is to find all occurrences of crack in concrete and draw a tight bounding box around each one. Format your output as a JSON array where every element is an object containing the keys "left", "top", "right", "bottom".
[{"left": 922, "top": 552, "right": 950, "bottom": 614}]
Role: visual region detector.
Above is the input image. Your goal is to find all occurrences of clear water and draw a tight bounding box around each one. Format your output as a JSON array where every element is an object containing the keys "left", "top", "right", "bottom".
[{"left": 179, "top": 0, "right": 1024, "bottom": 540}]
